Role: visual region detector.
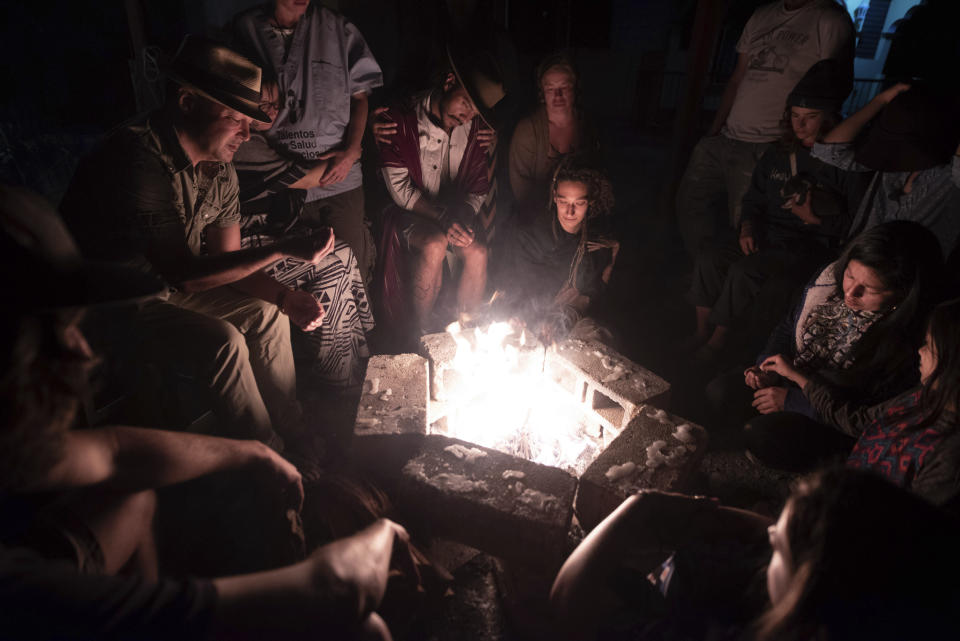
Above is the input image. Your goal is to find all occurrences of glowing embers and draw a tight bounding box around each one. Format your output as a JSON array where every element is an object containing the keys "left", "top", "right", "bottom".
[{"left": 426, "top": 321, "right": 606, "bottom": 476}]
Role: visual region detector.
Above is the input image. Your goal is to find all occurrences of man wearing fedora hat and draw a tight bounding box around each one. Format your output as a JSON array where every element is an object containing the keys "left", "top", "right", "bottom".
[
  {"left": 376, "top": 48, "right": 505, "bottom": 334},
  {"left": 61, "top": 37, "right": 336, "bottom": 452},
  {"left": 232, "top": 0, "right": 383, "bottom": 285},
  {"left": 0, "top": 185, "right": 411, "bottom": 641}
]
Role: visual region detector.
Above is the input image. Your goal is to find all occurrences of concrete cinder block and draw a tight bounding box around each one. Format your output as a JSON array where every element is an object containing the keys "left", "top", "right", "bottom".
[
  {"left": 354, "top": 354, "right": 429, "bottom": 436},
  {"left": 548, "top": 339, "right": 671, "bottom": 436},
  {"left": 351, "top": 433, "right": 577, "bottom": 571},
  {"left": 575, "top": 407, "right": 707, "bottom": 531}
]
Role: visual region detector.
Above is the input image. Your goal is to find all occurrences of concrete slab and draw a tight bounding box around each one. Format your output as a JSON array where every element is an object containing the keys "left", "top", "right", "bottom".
[
  {"left": 354, "top": 354, "right": 429, "bottom": 436},
  {"left": 350, "top": 433, "right": 577, "bottom": 570},
  {"left": 575, "top": 407, "right": 707, "bottom": 531}
]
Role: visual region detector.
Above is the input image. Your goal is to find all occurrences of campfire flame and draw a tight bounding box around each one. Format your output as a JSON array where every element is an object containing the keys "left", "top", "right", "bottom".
[{"left": 437, "top": 321, "right": 602, "bottom": 474}]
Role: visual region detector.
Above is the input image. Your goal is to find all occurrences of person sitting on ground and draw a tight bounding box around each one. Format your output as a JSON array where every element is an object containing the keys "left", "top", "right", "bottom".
[
  {"left": 0, "top": 185, "right": 412, "bottom": 641},
  {"left": 375, "top": 47, "right": 505, "bottom": 335},
  {"left": 705, "top": 221, "right": 944, "bottom": 468},
  {"left": 812, "top": 82, "right": 960, "bottom": 257},
  {"left": 759, "top": 297, "right": 960, "bottom": 508},
  {"left": 233, "top": 76, "right": 375, "bottom": 392},
  {"left": 676, "top": 0, "right": 855, "bottom": 257},
  {"left": 60, "top": 37, "right": 335, "bottom": 454},
  {"left": 687, "top": 59, "right": 852, "bottom": 358},
  {"left": 508, "top": 53, "right": 599, "bottom": 225},
  {"left": 550, "top": 467, "right": 960, "bottom": 641},
  {"left": 497, "top": 157, "right": 618, "bottom": 343}
]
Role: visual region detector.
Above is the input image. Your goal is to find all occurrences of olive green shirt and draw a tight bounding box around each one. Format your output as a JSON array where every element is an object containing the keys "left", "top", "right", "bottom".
[{"left": 62, "top": 112, "right": 241, "bottom": 280}]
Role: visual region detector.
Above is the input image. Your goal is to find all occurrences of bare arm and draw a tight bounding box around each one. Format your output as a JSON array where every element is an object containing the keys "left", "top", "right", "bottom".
[
  {"left": 708, "top": 54, "right": 748, "bottom": 136},
  {"left": 148, "top": 226, "right": 334, "bottom": 293},
  {"left": 550, "top": 491, "right": 769, "bottom": 640},
  {"left": 211, "top": 518, "right": 410, "bottom": 640},
  {"left": 37, "top": 427, "right": 301, "bottom": 507},
  {"left": 317, "top": 92, "right": 369, "bottom": 186},
  {"left": 823, "top": 83, "right": 911, "bottom": 144}
]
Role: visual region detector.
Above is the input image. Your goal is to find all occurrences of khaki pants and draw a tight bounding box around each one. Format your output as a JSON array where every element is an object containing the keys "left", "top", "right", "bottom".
[
  {"left": 303, "top": 187, "right": 375, "bottom": 285},
  {"left": 676, "top": 135, "right": 771, "bottom": 256},
  {"left": 137, "top": 286, "right": 299, "bottom": 450}
]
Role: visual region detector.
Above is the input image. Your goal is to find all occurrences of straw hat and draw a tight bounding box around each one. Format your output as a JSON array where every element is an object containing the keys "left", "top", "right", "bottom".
[
  {"left": 0, "top": 186, "right": 166, "bottom": 311},
  {"left": 167, "top": 35, "right": 271, "bottom": 124},
  {"left": 447, "top": 44, "right": 506, "bottom": 129}
]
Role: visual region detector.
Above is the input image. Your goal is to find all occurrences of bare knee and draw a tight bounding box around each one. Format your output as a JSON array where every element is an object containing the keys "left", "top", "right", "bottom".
[
  {"left": 460, "top": 240, "right": 488, "bottom": 265},
  {"left": 412, "top": 230, "right": 448, "bottom": 265},
  {"left": 355, "top": 613, "right": 392, "bottom": 641}
]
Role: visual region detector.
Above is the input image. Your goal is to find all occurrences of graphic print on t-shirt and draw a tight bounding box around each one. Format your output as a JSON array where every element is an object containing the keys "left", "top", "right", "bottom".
[{"left": 747, "top": 30, "right": 810, "bottom": 75}]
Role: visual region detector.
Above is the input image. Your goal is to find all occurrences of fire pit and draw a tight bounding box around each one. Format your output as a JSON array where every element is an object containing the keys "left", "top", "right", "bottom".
[{"left": 351, "top": 323, "right": 707, "bottom": 569}]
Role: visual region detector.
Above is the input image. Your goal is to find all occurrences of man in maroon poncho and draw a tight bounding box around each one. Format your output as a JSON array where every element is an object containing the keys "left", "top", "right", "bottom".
[{"left": 376, "top": 49, "right": 504, "bottom": 333}]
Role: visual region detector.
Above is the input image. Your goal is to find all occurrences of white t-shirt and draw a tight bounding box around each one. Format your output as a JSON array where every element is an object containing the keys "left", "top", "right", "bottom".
[{"left": 723, "top": 0, "right": 853, "bottom": 143}]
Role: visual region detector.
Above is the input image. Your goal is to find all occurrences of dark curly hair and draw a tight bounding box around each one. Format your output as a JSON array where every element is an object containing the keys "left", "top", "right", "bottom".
[{"left": 548, "top": 156, "right": 615, "bottom": 290}]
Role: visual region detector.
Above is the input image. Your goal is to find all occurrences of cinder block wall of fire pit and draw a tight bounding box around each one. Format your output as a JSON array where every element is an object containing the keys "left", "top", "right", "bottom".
[{"left": 349, "top": 335, "right": 707, "bottom": 565}]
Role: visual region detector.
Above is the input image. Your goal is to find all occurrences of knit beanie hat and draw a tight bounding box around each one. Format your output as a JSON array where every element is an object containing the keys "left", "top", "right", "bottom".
[
  {"left": 787, "top": 59, "right": 853, "bottom": 113},
  {"left": 855, "top": 87, "right": 960, "bottom": 172}
]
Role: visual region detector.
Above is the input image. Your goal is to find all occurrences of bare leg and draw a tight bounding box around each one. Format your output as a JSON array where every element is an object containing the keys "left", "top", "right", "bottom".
[
  {"left": 408, "top": 225, "right": 448, "bottom": 330},
  {"left": 74, "top": 489, "right": 160, "bottom": 580},
  {"left": 455, "top": 241, "right": 488, "bottom": 313}
]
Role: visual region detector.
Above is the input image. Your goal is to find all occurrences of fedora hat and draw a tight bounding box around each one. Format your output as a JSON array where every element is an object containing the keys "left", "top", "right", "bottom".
[
  {"left": 0, "top": 186, "right": 166, "bottom": 311},
  {"left": 167, "top": 35, "right": 271, "bottom": 124},
  {"left": 446, "top": 44, "right": 506, "bottom": 129}
]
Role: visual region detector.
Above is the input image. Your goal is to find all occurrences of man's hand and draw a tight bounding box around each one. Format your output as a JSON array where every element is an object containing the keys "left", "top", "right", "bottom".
[
  {"left": 284, "top": 228, "right": 336, "bottom": 264},
  {"left": 281, "top": 289, "right": 325, "bottom": 331},
  {"left": 249, "top": 441, "right": 305, "bottom": 512},
  {"left": 477, "top": 125, "right": 497, "bottom": 152},
  {"left": 446, "top": 221, "right": 475, "bottom": 248},
  {"left": 371, "top": 107, "right": 397, "bottom": 146},
  {"left": 752, "top": 386, "right": 787, "bottom": 414},
  {"left": 744, "top": 365, "right": 778, "bottom": 390},
  {"left": 311, "top": 518, "right": 415, "bottom": 619},
  {"left": 317, "top": 146, "right": 362, "bottom": 186},
  {"left": 739, "top": 222, "right": 757, "bottom": 255},
  {"left": 785, "top": 193, "right": 820, "bottom": 225}
]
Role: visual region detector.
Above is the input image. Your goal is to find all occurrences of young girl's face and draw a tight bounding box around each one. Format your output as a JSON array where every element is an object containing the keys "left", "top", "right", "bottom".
[
  {"left": 918, "top": 330, "right": 938, "bottom": 385},
  {"left": 554, "top": 180, "right": 589, "bottom": 234},
  {"left": 767, "top": 502, "right": 795, "bottom": 606},
  {"left": 256, "top": 83, "right": 281, "bottom": 130}
]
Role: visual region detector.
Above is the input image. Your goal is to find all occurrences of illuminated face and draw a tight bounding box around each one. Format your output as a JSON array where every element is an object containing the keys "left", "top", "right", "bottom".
[
  {"left": 790, "top": 106, "right": 824, "bottom": 147},
  {"left": 842, "top": 259, "right": 895, "bottom": 312},
  {"left": 438, "top": 84, "right": 479, "bottom": 131},
  {"left": 541, "top": 65, "right": 575, "bottom": 114},
  {"left": 256, "top": 83, "right": 280, "bottom": 130},
  {"left": 766, "top": 502, "right": 795, "bottom": 606},
  {"left": 918, "top": 330, "right": 938, "bottom": 385},
  {"left": 554, "top": 180, "right": 589, "bottom": 234}
]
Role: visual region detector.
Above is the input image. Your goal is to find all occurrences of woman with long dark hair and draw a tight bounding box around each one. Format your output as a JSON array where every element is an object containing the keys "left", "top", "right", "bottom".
[
  {"left": 706, "top": 220, "right": 944, "bottom": 468},
  {"left": 760, "top": 297, "right": 960, "bottom": 506},
  {"left": 549, "top": 467, "right": 960, "bottom": 641}
]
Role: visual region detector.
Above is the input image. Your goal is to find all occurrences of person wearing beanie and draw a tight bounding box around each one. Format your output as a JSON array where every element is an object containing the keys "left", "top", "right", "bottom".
[
  {"left": 686, "top": 59, "right": 852, "bottom": 359},
  {"left": 676, "top": 0, "right": 855, "bottom": 258},
  {"left": 813, "top": 84, "right": 960, "bottom": 258}
]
